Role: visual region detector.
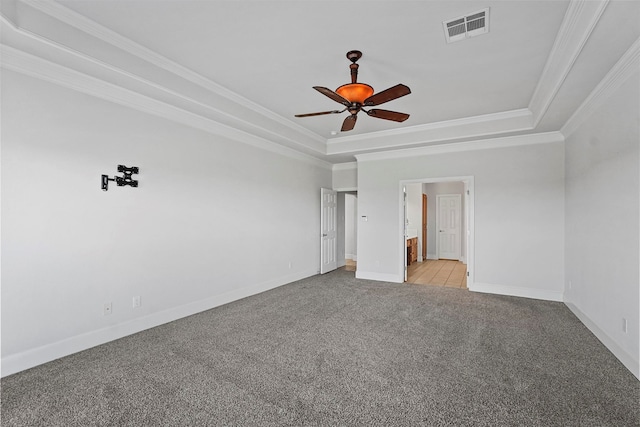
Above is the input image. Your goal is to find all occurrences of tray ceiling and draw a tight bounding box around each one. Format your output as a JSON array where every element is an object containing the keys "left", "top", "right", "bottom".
[{"left": 2, "top": 0, "right": 639, "bottom": 163}]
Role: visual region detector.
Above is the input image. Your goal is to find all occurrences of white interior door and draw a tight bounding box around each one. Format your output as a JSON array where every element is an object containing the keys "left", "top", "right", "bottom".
[
  {"left": 437, "top": 194, "right": 461, "bottom": 260},
  {"left": 320, "top": 188, "right": 338, "bottom": 274}
]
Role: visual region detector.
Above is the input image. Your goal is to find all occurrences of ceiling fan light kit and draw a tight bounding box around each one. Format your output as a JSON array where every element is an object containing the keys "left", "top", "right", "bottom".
[
  {"left": 295, "top": 50, "right": 411, "bottom": 132},
  {"left": 335, "top": 83, "right": 374, "bottom": 105}
]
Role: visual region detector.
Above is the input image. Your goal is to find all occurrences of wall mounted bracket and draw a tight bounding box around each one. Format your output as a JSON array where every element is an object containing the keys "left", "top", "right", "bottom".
[{"left": 102, "top": 165, "right": 139, "bottom": 191}]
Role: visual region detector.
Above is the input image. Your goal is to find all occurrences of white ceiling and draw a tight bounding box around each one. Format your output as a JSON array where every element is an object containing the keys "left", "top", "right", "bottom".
[{"left": 2, "top": 0, "right": 639, "bottom": 163}]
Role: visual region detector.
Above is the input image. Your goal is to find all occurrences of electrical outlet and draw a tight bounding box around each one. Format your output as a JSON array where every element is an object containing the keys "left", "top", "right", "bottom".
[
  {"left": 133, "top": 296, "right": 141, "bottom": 308},
  {"left": 103, "top": 302, "right": 112, "bottom": 315},
  {"left": 568, "top": 280, "right": 572, "bottom": 289},
  {"left": 288, "top": 261, "right": 292, "bottom": 269}
]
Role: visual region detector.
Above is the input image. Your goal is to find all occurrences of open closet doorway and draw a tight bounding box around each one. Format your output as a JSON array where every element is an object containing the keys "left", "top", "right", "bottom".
[{"left": 401, "top": 177, "right": 474, "bottom": 289}]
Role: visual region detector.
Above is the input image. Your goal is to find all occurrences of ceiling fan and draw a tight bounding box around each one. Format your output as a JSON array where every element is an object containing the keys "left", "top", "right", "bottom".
[{"left": 295, "top": 50, "right": 411, "bottom": 132}]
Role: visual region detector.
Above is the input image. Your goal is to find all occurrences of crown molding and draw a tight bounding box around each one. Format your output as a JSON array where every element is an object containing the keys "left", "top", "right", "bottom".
[
  {"left": 326, "top": 109, "right": 533, "bottom": 155},
  {"left": 330, "top": 108, "right": 532, "bottom": 144},
  {"left": 528, "top": 0, "right": 609, "bottom": 127},
  {"left": 10, "top": 0, "right": 326, "bottom": 147},
  {"left": 1, "top": 45, "right": 332, "bottom": 170},
  {"left": 562, "top": 36, "right": 640, "bottom": 137},
  {"left": 355, "top": 132, "right": 564, "bottom": 162}
]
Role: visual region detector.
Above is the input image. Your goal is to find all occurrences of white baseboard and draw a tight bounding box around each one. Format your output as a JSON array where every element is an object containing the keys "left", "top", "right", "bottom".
[
  {"left": 469, "top": 282, "right": 564, "bottom": 302},
  {"left": 1, "top": 269, "right": 317, "bottom": 377},
  {"left": 427, "top": 253, "right": 438, "bottom": 260},
  {"left": 564, "top": 302, "right": 639, "bottom": 380},
  {"left": 355, "top": 271, "right": 403, "bottom": 283},
  {"left": 346, "top": 254, "right": 357, "bottom": 261}
]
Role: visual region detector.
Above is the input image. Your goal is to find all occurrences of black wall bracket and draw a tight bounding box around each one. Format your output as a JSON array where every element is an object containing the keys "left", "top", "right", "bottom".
[{"left": 102, "top": 165, "right": 139, "bottom": 191}]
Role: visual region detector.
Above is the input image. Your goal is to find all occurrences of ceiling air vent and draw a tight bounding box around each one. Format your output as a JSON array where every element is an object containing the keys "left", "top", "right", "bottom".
[{"left": 443, "top": 8, "right": 489, "bottom": 43}]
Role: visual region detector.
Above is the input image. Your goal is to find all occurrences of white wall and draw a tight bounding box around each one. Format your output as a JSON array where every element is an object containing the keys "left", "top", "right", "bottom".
[
  {"left": 332, "top": 163, "right": 357, "bottom": 191},
  {"left": 356, "top": 137, "right": 565, "bottom": 301},
  {"left": 1, "top": 70, "right": 332, "bottom": 375},
  {"left": 564, "top": 70, "right": 639, "bottom": 378}
]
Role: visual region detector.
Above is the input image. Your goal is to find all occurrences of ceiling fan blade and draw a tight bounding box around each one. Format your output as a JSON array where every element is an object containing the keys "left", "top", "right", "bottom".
[
  {"left": 366, "top": 109, "right": 410, "bottom": 122},
  {"left": 313, "top": 86, "right": 351, "bottom": 106},
  {"left": 341, "top": 114, "right": 357, "bottom": 131},
  {"left": 363, "top": 84, "right": 411, "bottom": 106},
  {"left": 295, "top": 109, "right": 344, "bottom": 118}
]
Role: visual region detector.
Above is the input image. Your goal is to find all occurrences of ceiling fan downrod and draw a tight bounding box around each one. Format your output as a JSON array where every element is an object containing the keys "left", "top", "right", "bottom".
[{"left": 346, "top": 50, "right": 362, "bottom": 84}]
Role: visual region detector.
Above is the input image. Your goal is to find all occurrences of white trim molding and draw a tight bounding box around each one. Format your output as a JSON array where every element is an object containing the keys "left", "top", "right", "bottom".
[
  {"left": 16, "top": 0, "right": 326, "bottom": 147},
  {"left": 470, "top": 282, "right": 564, "bottom": 302},
  {"left": 355, "top": 132, "right": 564, "bottom": 162},
  {"left": 328, "top": 109, "right": 533, "bottom": 156},
  {"left": 562, "top": 36, "right": 640, "bottom": 137},
  {"left": 1, "top": 45, "right": 332, "bottom": 170},
  {"left": 565, "top": 302, "right": 639, "bottom": 379},
  {"left": 355, "top": 271, "right": 403, "bottom": 283},
  {"left": 529, "top": 0, "right": 609, "bottom": 127},
  {"left": 0, "top": 2, "right": 328, "bottom": 158}
]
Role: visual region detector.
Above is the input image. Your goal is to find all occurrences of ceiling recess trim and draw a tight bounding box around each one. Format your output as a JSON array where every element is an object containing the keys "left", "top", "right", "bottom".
[
  {"left": 562, "top": 36, "right": 640, "bottom": 138},
  {"left": 1, "top": 44, "right": 333, "bottom": 170},
  {"left": 2, "top": 0, "right": 616, "bottom": 162},
  {"left": 528, "top": 0, "right": 609, "bottom": 127},
  {"left": 326, "top": 108, "right": 533, "bottom": 156},
  {"left": 16, "top": 0, "right": 326, "bottom": 145},
  {"left": 355, "top": 132, "right": 564, "bottom": 162}
]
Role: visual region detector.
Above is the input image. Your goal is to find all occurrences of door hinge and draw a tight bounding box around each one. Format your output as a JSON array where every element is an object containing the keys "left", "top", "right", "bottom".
[{"left": 467, "top": 272, "right": 470, "bottom": 277}]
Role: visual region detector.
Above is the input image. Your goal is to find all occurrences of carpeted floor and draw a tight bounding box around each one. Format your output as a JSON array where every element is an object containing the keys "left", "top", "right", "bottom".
[{"left": 2, "top": 268, "right": 639, "bottom": 426}]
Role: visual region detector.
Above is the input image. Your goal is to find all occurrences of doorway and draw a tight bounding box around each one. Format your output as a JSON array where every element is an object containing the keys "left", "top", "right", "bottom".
[
  {"left": 333, "top": 191, "right": 358, "bottom": 273},
  {"left": 400, "top": 177, "right": 474, "bottom": 287}
]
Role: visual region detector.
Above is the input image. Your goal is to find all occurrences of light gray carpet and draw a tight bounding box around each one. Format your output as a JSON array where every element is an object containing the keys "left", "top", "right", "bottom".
[{"left": 2, "top": 269, "right": 639, "bottom": 426}]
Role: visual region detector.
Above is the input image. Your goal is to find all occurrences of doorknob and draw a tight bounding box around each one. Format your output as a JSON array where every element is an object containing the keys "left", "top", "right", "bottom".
[{"left": 322, "top": 233, "right": 327, "bottom": 237}]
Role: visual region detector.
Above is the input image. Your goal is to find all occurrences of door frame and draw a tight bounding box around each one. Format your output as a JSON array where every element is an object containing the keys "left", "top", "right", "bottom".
[
  {"left": 422, "top": 194, "right": 427, "bottom": 261},
  {"left": 403, "top": 186, "right": 408, "bottom": 281},
  {"left": 399, "top": 176, "right": 474, "bottom": 286}
]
